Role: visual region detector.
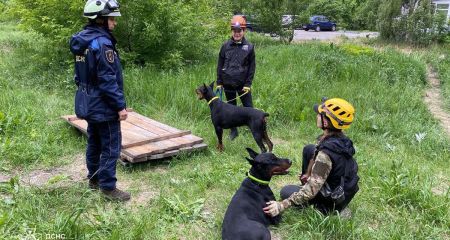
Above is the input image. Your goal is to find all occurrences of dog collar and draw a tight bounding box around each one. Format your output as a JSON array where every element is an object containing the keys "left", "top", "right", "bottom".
[
  {"left": 247, "top": 172, "right": 270, "bottom": 185},
  {"left": 208, "top": 96, "right": 219, "bottom": 105}
]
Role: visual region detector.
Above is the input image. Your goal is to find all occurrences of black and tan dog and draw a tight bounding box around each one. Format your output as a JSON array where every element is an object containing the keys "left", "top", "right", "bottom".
[
  {"left": 222, "top": 148, "right": 292, "bottom": 240},
  {"left": 196, "top": 82, "right": 273, "bottom": 152}
]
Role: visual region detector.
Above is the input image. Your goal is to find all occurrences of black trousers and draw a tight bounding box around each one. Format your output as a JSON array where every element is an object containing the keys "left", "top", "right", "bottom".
[
  {"left": 224, "top": 88, "right": 253, "bottom": 108},
  {"left": 280, "top": 144, "right": 355, "bottom": 214}
]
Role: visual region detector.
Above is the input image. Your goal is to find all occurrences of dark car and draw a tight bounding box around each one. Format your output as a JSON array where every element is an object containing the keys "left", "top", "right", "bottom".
[{"left": 303, "top": 15, "right": 336, "bottom": 32}]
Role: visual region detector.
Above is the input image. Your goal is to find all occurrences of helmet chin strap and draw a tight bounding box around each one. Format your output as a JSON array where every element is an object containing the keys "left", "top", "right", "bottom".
[{"left": 320, "top": 113, "right": 327, "bottom": 130}]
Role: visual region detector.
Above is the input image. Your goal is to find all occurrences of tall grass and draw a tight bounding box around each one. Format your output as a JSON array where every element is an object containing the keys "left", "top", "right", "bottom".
[
  {"left": 0, "top": 24, "right": 449, "bottom": 239},
  {"left": 420, "top": 44, "right": 450, "bottom": 111}
]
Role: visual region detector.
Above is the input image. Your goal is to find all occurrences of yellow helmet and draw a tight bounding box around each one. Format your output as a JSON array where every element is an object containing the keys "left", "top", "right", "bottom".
[{"left": 314, "top": 98, "right": 355, "bottom": 130}]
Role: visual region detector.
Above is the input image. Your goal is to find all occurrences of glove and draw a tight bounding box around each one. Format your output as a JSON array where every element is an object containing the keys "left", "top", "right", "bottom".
[
  {"left": 243, "top": 86, "right": 251, "bottom": 92},
  {"left": 263, "top": 200, "right": 288, "bottom": 217}
]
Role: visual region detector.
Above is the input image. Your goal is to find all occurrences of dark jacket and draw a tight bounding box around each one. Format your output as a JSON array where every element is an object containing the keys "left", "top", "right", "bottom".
[
  {"left": 70, "top": 25, "right": 126, "bottom": 122},
  {"left": 217, "top": 37, "right": 255, "bottom": 90},
  {"left": 318, "top": 135, "right": 359, "bottom": 197}
]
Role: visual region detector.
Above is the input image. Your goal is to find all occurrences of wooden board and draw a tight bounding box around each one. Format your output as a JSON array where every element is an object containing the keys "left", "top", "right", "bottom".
[{"left": 62, "top": 112, "right": 207, "bottom": 162}]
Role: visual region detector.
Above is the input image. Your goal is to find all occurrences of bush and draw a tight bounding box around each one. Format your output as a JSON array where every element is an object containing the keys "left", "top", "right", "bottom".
[
  {"left": 354, "top": 0, "right": 382, "bottom": 30},
  {"left": 115, "top": 0, "right": 226, "bottom": 67},
  {"left": 6, "top": 0, "right": 228, "bottom": 69},
  {"left": 378, "top": 0, "right": 448, "bottom": 45}
]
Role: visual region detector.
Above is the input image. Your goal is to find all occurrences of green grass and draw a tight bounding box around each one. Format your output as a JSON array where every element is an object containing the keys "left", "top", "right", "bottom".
[
  {"left": 419, "top": 44, "right": 450, "bottom": 111},
  {"left": 1, "top": 24, "right": 449, "bottom": 239}
]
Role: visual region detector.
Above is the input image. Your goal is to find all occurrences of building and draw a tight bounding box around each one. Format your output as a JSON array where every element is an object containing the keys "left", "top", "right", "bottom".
[{"left": 432, "top": 0, "right": 450, "bottom": 19}]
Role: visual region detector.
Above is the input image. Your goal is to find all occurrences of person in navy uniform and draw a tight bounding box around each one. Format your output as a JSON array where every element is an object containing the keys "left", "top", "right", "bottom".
[
  {"left": 70, "top": 0, "right": 129, "bottom": 201},
  {"left": 216, "top": 15, "right": 256, "bottom": 140}
]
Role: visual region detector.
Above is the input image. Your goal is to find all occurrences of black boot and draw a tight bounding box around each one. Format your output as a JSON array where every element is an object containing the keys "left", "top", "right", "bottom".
[
  {"left": 101, "top": 188, "right": 131, "bottom": 202},
  {"left": 88, "top": 179, "right": 99, "bottom": 190},
  {"left": 229, "top": 128, "right": 239, "bottom": 141}
]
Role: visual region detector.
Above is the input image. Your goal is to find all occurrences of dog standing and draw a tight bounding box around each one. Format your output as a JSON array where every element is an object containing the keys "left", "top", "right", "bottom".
[
  {"left": 196, "top": 82, "right": 273, "bottom": 152},
  {"left": 222, "top": 148, "right": 292, "bottom": 240}
]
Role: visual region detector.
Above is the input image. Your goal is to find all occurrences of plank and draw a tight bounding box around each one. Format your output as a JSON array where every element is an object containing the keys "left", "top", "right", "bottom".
[
  {"left": 122, "top": 130, "right": 191, "bottom": 149},
  {"left": 120, "top": 121, "right": 158, "bottom": 146},
  {"left": 128, "top": 112, "right": 180, "bottom": 133},
  {"left": 127, "top": 143, "right": 208, "bottom": 163},
  {"left": 122, "top": 136, "right": 203, "bottom": 159},
  {"left": 62, "top": 113, "right": 206, "bottom": 162},
  {"left": 126, "top": 114, "right": 171, "bottom": 135}
]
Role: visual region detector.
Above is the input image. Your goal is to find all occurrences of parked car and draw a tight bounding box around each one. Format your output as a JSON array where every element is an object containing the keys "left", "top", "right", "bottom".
[
  {"left": 282, "top": 15, "right": 296, "bottom": 28},
  {"left": 303, "top": 15, "right": 336, "bottom": 32}
]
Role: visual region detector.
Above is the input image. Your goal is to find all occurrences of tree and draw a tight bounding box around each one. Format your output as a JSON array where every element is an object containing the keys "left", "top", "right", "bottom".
[{"left": 378, "top": 0, "right": 447, "bottom": 45}]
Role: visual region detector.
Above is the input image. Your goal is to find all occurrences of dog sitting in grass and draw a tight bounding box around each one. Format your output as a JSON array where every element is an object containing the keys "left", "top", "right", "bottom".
[
  {"left": 221, "top": 148, "right": 292, "bottom": 240},
  {"left": 196, "top": 82, "right": 273, "bottom": 152}
]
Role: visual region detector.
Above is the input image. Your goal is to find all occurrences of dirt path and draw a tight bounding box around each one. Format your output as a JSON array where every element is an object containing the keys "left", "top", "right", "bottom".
[
  {"left": 373, "top": 45, "right": 450, "bottom": 139},
  {"left": 424, "top": 66, "right": 450, "bottom": 138},
  {"left": 0, "top": 154, "right": 159, "bottom": 207}
]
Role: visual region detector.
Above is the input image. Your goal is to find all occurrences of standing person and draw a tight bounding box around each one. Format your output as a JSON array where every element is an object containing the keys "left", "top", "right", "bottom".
[
  {"left": 216, "top": 15, "right": 256, "bottom": 140},
  {"left": 263, "top": 98, "right": 359, "bottom": 216},
  {"left": 70, "top": 0, "right": 130, "bottom": 201}
]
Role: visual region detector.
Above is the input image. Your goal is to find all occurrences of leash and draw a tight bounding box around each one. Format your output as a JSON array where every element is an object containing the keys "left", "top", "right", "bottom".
[
  {"left": 208, "top": 96, "right": 219, "bottom": 105},
  {"left": 214, "top": 88, "right": 250, "bottom": 104},
  {"left": 214, "top": 88, "right": 224, "bottom": 101},
  {"left": 247, "top": 172, "right": 270, "bottom": 185}
]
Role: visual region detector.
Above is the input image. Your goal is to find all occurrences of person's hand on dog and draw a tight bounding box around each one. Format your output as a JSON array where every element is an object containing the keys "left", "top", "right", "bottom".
[
  {"left": 242, "top": 86, "right": 251, "bottom": 92},
  {"left": 263, "top": 201, "right": 285, "bottom": 217}
]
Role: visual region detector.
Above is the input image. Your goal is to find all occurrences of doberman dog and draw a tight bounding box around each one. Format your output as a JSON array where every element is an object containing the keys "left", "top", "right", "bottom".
[
  {"left": 196, "top": 82, "right": 274, "bottom": 152},
  {"left": 222, "top": 148, "right": 292, "bottom": 240}
]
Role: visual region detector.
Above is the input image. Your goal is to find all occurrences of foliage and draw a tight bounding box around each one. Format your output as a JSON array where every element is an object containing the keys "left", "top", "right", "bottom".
[
  {"left": 354, "top": 0, "right": 382, "bottom": 30},
  {"left": 378, "top": 0, "right": 449, "bottom": 45},
  {"left": 0, "top": 1, "right": 5, "bottom": 14},
  {"left": 5, "top": 0, "right": 227, "bottom": 69},
  {"left": 115, "top": 0, "right": 226, "bottom": 67}
]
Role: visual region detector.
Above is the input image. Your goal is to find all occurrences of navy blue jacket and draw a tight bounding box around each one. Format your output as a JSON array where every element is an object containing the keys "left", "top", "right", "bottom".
[
  {"left": 217, "top": 37, "right": 255, "bottom": 90},
  {"left": 70, "top": 25, "right": 126, "bottom": 122}
]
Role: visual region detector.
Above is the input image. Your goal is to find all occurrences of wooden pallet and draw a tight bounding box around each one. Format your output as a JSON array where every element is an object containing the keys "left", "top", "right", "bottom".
[{"left": 62, "top": 111, "right": 207, "bottom": 163}]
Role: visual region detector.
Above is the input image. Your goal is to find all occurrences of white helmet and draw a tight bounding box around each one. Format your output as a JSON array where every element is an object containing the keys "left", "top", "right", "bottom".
[{"left": 84, "top": 0, "right": 121, "bottom": 19}]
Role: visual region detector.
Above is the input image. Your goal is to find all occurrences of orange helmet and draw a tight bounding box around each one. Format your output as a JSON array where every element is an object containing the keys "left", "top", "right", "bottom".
[{"left": 231, "top": 15, "right": 247, "bottom": 30}]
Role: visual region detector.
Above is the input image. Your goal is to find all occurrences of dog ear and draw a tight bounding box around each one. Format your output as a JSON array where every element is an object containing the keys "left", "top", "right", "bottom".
[
  {"left": 246, "top": 157, "right": 255, "bottom": 166},
  {"left": 246, "top": 148, "right": 258, "bottom": 159},
  {"left": 209, "top": 81, "right": 215, "bottom": 90},
  {"left": 203, "top": 83, "right": 207, "bottom": 88}
]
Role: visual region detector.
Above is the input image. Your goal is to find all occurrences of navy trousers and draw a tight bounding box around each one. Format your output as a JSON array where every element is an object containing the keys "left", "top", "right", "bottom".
[{"left": 86, "top": 120, "right": 121, "bottom": 190}]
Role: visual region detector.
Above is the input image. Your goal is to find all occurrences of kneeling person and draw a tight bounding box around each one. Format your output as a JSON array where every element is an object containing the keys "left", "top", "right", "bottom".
[{"left": 264, "top": 98, "right": 359, "bottom": 216}]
